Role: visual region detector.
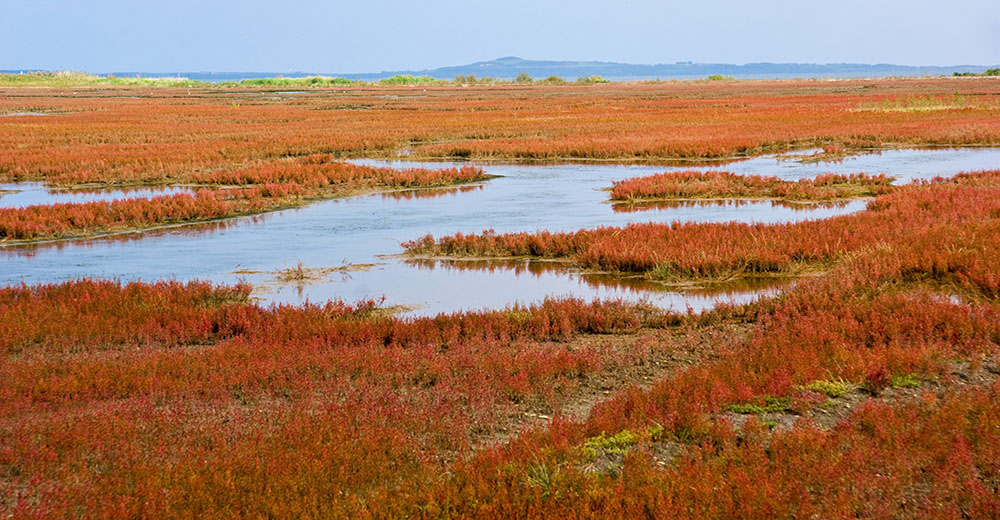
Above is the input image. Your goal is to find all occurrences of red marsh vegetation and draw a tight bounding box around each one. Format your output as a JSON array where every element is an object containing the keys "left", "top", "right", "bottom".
[
  {"left": 3, "top": 78, "right": 1000, "bottom": 517},
  {"left": 609, "top": 170, "right": 895, "bottom": 202},
  {"left": 2, "top": 78, "right": 999, "bottom": 178},
  {"left": 0, "top": 157, "right": 488, "bottom": 241},
  {"left": 1, "top": 78, "right": 998, "bottom": 240},
  {"left": 5, "top": 191, "right": 1000, "bottom": 515}
]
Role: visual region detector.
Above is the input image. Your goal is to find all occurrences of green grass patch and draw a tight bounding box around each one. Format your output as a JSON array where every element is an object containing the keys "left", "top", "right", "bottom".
[
  {"left": 575, "top": 75, "right": 609, "bottom": 84},
  {"left": 238, "top": 76, "right": 356, "bottom": 87},
  {"left": 582, "top": 430, "right": 640, "bottom": 460},
  {"left": 0, "top": 71, "right": 206, "bottom": 88},
  {"left": 539, "top": 75, "right": 567, "bottom": 85},
  {"left": 819, "top": 399, "right": 840, "bottom": 410},
  {"left": 760, "top": 419, "right": 779, "bottom": 429},
  {"left": 727, "top": 396, "right": 792, "bottom": 415},
  {"left": 857, "top": 94, "right": 972, "bottom": 112},
  {"left": 378, "top": 75, "right": 441, "bottom": 86},
  {"left": 806, "top": 379, "right": 856, "bottom": 398},
  {"left": 890, "top": 373, "right": 923, "bottom": 389},
  {"left": 953, "top": 68, "right": 1000, "bottom": 77}
]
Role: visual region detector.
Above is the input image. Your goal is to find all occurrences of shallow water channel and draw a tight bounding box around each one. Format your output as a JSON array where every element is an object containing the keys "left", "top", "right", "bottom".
[{"left": 2, "top": 147, "right": 998, "bottom": 316}]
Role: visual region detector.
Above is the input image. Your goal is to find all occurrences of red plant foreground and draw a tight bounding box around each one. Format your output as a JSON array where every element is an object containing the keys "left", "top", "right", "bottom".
[
  {"left": 5, "top": 201, "right": 1000, "bottom": 515},
  {"left": 3, "top": 79, "right": 1000, "bottom": 516},
  {"left": 6, "top": 163, "right": 1000, "bottom": 515},
  {"left": 0, "top": 279, "right": 684, "bottom": 517},
  {"left": 391, "top": 220, "right": 1000, "bottom": 517},
  {"left": 0, "top": 157, "right": 488, "bottom": 240},
  {"left": 610, "top": 170, "right": 895, "bottom": 202}
]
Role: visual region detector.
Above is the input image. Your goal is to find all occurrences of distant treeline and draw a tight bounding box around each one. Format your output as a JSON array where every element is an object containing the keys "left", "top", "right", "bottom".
[
  {"left": 3, "top": 69, "right": 995, "bottom": 88},
  {"left": 953, "top": 68, "right": 1000, "bottom": 77}
]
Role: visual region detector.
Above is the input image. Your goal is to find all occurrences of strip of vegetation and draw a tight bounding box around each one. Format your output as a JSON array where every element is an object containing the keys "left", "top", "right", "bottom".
[
  {"left": 726, "top": 395, "right": 792, "bottom": 414},
  {"left": 610, "top": 170, "right": 895, "bottom": 202},
  {"left": 0, "top": 157, "right": 491, "bottom": 241},
  {"left": 953, "top": 67, "right": 1000, "bottom": 77},
  {"left": 2, "top": 80, "right": 998, "bottom": 175},
  {"left": 0, "top": 71, "right": 603, "bottom": 88}
]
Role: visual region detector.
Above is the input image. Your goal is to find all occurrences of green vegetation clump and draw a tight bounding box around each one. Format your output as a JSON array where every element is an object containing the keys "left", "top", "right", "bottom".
[
  {"left": 890, "top": 373, "right": 923, "bottom": 389},
  {"left": 706, "top": 74, "right": 734, "bottom": 81},
  {"left": 238, "top": 76, "right": 356, "bottom": 87},
  {"left": 760, "top": 419, "right": 779, "bottom": 429},
  {"left": 806, "top": 379, "right": 855, "bottom": 398},
  {"left": 0, "top": 71, "right": 205, "bottom": 87},
  {"left": 575, "top": 75, "right": 609, "bottom": 84},
  {"left": 526, "top": 462, "right": 559, "bottom": 497},
  {"left": 953, "top": 68, "right": 1000, "bottom": 77},
  {"left": 727, "top": 396, "right": 792, "bottom": 414},
  {"left": 857, "top": 94, "right": 969, "bottom": 112},
  {"left": 0, "top": 71, "right": 93, "bottom": 86},
  {"left": 378, "top": 74, "right": 441, "bottom": 86},
  {"left": 453, "top": 74, "right": 509, "bottom": 85},
  {"left": 582, "top": 430, "right": 639, "bottom": 460},
  {"left": 515, "top": 72, "right": 534, "bottom": 83},
  {"left": 539, "top": 75, "right": 567, "bottom": 85}
]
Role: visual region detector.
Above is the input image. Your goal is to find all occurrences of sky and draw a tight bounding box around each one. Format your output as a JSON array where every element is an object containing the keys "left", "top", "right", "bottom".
[{"left": 2, "top": 0, "right": 999, "bottom": 73}]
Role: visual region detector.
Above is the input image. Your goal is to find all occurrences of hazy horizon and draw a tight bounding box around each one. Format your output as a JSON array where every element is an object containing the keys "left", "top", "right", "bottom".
[
  {"left": 4, "top": 56, "right": 1000, "bottom": 77},
  {"left": 2, "top": 1, "right": 999, "bottom": 73}
]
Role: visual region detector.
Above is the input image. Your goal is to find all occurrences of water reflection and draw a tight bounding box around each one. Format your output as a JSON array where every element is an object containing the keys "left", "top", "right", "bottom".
[
  {"left": 4, "top": 216, "right": 268, "bottom": 258},
  {"left": 611, "top": 198, "right": 855, "bottom": 213},
  {"left": 0, "top": 111, "right": 51, "bottom": 117},
  {"left": 380, "top": 184, "right": 483, "bottom": 201},
  {"left": 406, "top": 257, "right": 791, "bottom": 296},
  {"left": 240, "top": 257, "right": 785, "bottom": 317},
  {"left": 0, "top": 182, "right": 197, "bottom": 208}
]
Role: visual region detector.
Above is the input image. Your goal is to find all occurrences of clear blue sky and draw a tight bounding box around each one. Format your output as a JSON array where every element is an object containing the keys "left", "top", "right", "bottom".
[{"left": 3, "top": 0, "right": 999, "bottom": 72}]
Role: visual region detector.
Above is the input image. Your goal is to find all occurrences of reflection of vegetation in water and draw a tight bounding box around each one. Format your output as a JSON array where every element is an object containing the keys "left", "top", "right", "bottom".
[
  {"left": 0, "top": 215, "right": 265, "bottom": 256},
  {"left": 380, "top": 184, "right": 482, "bottom": 201},
  {"left": 405, "top": 257, "right": 569, "bottom": 277},
  {"left": 404, "top": 257, "right": 791, "bottom": 298},
  {"left": 682, "top": 275, "right": 794, "bottom": 298},
  {"left": 612, "top": 198, "right": 853, "bottom": 213},
  {"left": 52, "top": 185, "right": 195, "bottom": 196}
]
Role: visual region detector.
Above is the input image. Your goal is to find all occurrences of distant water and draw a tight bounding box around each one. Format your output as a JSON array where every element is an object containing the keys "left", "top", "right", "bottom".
[
  {"left": 91, "top": 71, "right": 989, "bottom": 83},
  {"left": 3, "top": 67, "right": 989, "bottom": 84}
]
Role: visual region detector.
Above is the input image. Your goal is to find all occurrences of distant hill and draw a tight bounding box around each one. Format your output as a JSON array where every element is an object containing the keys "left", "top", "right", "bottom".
[
  {"left": 347, "top": 57, "right": 1000, "bottom": 81},
  {"left": 5, "top": 57, "right": 998, "bottom": 83}
]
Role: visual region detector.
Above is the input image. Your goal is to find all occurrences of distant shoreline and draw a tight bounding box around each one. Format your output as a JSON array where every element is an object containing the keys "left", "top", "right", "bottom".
[{"left": 3, "top": 57, "right": 999, "bottom": 83}]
